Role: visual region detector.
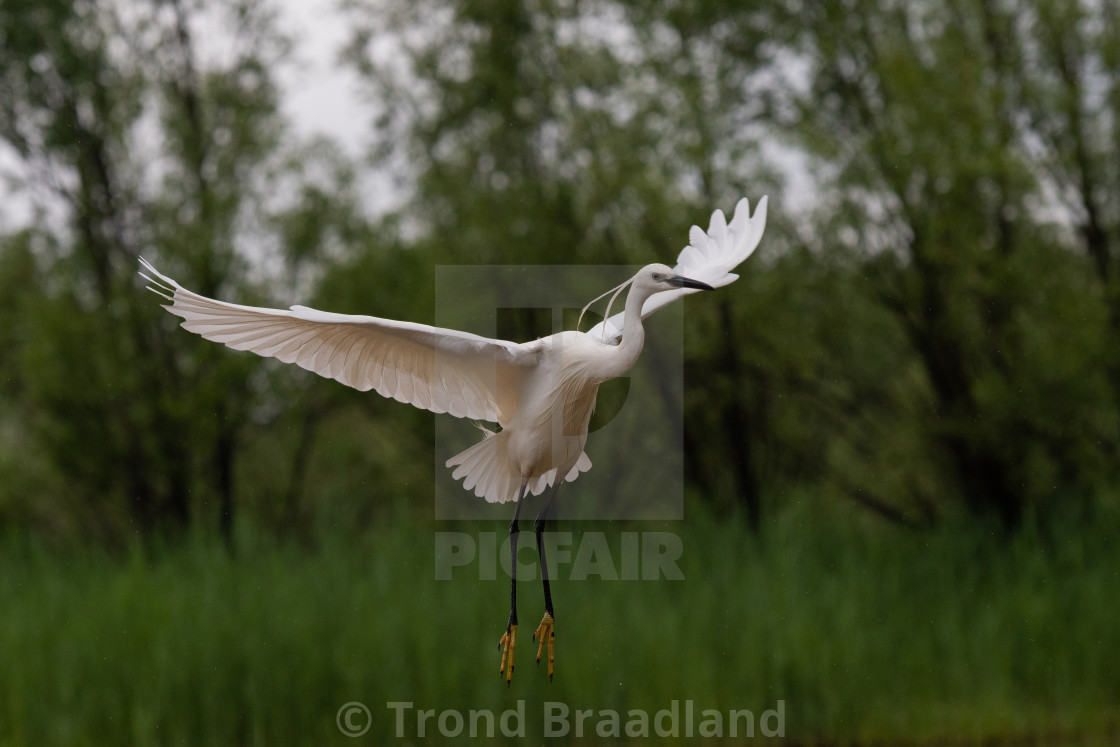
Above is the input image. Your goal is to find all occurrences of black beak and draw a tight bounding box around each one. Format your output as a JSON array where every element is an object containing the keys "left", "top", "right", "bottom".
[{"left": 668, "top": 274, "right": 715, "bottom": 291}]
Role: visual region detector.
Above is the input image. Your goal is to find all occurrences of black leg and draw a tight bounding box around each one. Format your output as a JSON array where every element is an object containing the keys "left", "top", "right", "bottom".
[
  {"left": 499, "top": 483, "right": 527, "bottom": 685},
  {"left": 507, "top": 487, "right": 526, "bottom": 629},
  {"left": 533, "top": 481, "right": 560, "bottom": 680},
  {"left": 535, "top": 482, "right": 560, "bottom": 620}
]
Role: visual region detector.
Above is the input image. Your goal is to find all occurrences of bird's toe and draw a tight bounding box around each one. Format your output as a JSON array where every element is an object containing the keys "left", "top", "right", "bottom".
[
  {"left": 533, "top": 612, "right": 555, "bottom": 681},
  {"left": 498, "top": 624, "right": 517, "bottom": 686}
]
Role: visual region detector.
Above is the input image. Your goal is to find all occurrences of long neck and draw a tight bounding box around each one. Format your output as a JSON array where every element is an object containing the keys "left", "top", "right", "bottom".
[{"left": 603, "top": 283, "right": 651, "bottom": 378}]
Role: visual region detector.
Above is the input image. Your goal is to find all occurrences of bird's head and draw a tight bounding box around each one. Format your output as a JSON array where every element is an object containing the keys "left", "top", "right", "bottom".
[
  {"left": 577, "top": 263, "right": 715, "bottom": 337},
  {"left": 634, "top": 263, "right": 715, "bottom": 294}
]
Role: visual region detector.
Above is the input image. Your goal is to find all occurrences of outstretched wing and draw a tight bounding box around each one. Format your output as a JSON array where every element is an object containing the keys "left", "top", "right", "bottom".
[
  {"left": 140, "top": 259, "right": 538, "bottom": 425},
  {"left": 588, "top": 196, "right": 768, "bottom": 343}
]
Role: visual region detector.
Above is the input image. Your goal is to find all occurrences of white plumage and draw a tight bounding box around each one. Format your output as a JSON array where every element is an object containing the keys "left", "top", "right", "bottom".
[
  {"left": 588, "top": 196, "right": 767, "bottom": 343},
  {"left": 140, "top": 196, "right": 767, "bottom": 505}
]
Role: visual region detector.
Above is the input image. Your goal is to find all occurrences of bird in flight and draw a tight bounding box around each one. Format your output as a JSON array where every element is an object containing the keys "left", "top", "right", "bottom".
[{"left": 140, "top": 196, "right": 767, "bottom": 684}]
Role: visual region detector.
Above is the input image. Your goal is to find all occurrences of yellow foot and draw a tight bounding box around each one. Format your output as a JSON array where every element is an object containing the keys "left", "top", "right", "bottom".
[
  {"left": 498, "top": 624, "right": 517, "bottom": 686},
  {"left": 533, "top": 612, "right": 555, "bottom": 681}
]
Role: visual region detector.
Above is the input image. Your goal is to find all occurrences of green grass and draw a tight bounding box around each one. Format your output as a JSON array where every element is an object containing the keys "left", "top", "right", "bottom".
[{"left": 1, "top": 506, "right": 1117, "bottom": 745}]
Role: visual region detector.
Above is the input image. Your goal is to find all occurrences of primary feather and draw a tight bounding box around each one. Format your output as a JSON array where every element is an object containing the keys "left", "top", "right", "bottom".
[{"left": 141, "top": 258, "right": 538, "bottom": 426}]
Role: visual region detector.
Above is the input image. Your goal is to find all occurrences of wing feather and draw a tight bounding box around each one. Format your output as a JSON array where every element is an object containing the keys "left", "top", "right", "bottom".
[{"left": 140, "top": 259, "right": 537, "bottom": 425}]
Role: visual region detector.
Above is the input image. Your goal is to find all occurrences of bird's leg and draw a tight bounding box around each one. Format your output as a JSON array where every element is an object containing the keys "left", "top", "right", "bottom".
[
  {"left": 533, "top": 482, "right": 559, "bottom": 681},
  {"left": 499, "top": 485, "right": 527, "bottom": 686}
]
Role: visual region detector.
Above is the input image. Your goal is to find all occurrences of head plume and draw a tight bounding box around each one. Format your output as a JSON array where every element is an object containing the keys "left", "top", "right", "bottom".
[{"left": 577, "top": 275, "right": 635, "bottom": 342}]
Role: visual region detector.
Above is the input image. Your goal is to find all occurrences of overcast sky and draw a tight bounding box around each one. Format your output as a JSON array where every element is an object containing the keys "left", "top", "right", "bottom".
[
  {"left": 0, "top": 2, "right": 803, "bottom": 234},
  {"left": 266, "top": 1, "right": 808, "bottom": 219},
  {"left": 0, "top": 1, "right": 374, "bottom": 233},
  {"left": 276, "top": 1, "right": 371, "bottom": 153}
]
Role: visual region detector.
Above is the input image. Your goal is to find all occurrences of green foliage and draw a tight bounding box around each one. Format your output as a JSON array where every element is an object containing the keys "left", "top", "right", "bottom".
[
  {"left": 1, "top": 511, "right": 1117, "bottom": 744},
  {"left": 1, "top": 2, "right": 1117, "bottom": 743},
  {"left": 1, "top": 0, "right": 1119, "bottom": 539},
  {"left": 0, "top": 0, "right": 384, "bottom": 543},
  {"left": 756, "top": 0, "right": 1120, "bottom": 525}
]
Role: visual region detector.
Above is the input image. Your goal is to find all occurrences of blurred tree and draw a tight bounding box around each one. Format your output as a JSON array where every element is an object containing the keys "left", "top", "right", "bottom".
[
  {"left": 768, "top": 0, "right": 1117, "bottom": 526},
  {"left": 1003, "top": 0, "right": 1120, "bottom": 376},
  {"left": 341, "top": 0, "right": 1120, "bottom": 529},
  {"left": 2, "top": 0, "right": 1117, "bottom": 544},
  {"left": 0, "top": 0, "right": 373, "bottom": 544}
]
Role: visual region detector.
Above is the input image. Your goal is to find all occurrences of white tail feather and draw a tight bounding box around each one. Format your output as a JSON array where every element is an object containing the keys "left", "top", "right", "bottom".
[{"left": 445, "top": 431, "right": 592, "bottom": 503}]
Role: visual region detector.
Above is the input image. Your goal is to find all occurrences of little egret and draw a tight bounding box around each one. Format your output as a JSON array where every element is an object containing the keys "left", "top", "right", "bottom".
[{"left": 140, "top": 195, "right": 767, "bottom": 684}]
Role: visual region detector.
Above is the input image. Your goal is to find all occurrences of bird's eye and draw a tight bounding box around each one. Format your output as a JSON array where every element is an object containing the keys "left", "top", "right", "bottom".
[{"left": 651, "top": 272, "right": 665, "bottom": 282}]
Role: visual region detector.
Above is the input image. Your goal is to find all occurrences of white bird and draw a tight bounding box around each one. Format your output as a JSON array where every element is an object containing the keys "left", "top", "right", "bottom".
[{"left": 140, "top": 195, "right": 767, "bottom": 684}]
